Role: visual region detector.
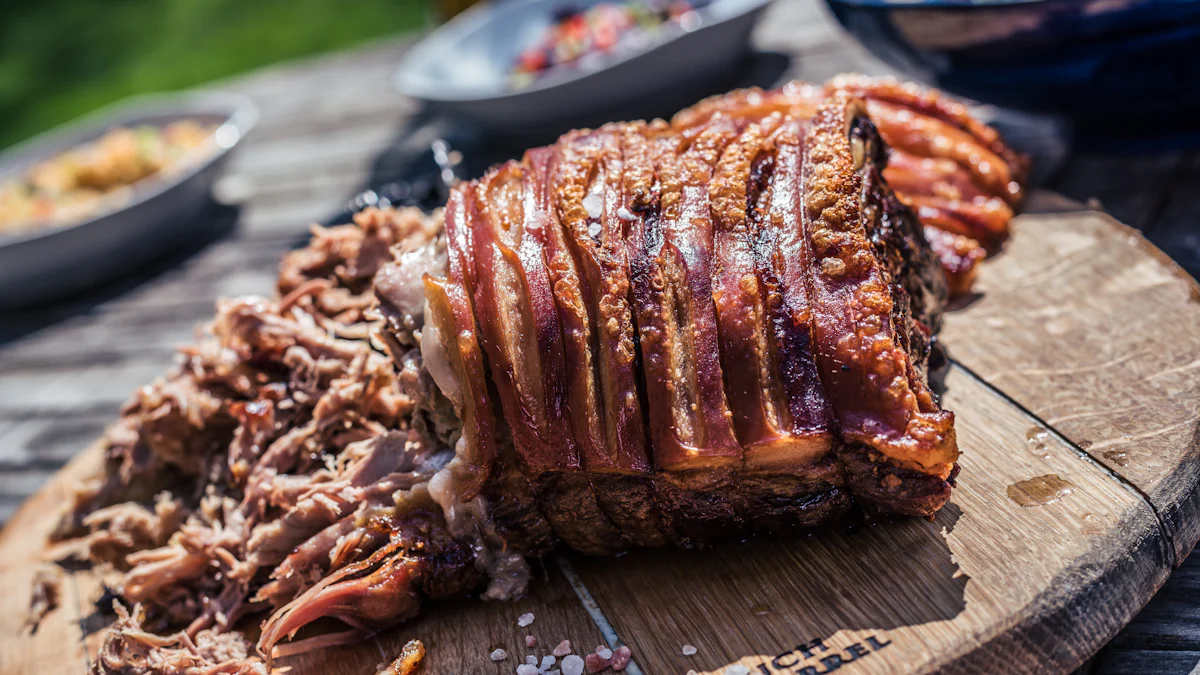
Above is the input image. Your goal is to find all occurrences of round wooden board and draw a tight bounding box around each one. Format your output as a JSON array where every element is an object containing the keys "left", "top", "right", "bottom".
[{"left": 3, "top": 195, "right": 1199, "bottom": 675}]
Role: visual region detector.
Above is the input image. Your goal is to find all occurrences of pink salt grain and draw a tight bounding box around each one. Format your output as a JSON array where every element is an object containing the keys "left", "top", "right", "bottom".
[
  {"left": 584, "top": 653, "right": 610, "bottom": 673},
  {"left": 553, "top": 640, "right": 572, "bottom": 657},
  {"left": 526, "top": 635, "right": 538, "bottom": 648},
  {"left": 609, "top": 646, "right": 631, "bottom": 670}
]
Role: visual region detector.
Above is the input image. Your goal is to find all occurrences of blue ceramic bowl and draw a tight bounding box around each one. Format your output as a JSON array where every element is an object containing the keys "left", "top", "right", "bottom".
[{"left": 824, "top": 0, "right": 1200, "bottom": 135}]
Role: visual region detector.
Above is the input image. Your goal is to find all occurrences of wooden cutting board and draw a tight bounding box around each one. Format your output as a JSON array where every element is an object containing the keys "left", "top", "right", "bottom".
[{"left": 4, "top": 194, "right": 1200, "bottom": 675}]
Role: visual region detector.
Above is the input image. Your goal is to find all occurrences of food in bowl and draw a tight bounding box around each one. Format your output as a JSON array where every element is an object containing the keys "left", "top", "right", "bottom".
[
  {"left": 0, "top": 120, "right": 218, "bottom": 236},
  {"left": 509, "top": 0, "right": 707, "bottom": 89}
]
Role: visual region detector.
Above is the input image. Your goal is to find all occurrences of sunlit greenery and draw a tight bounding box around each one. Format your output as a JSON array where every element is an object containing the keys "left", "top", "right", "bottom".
[{"left": 0, "top": 0, "right": 430, "bottom": 149}]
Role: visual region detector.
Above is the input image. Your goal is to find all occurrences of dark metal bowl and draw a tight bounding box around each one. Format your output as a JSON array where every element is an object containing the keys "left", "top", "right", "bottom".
[
  {"left": 824, "top": 0, "right": 1200, "bottom": 137},
  {"left": 0, "top": 91, "right": 257, "bottom": 309}
]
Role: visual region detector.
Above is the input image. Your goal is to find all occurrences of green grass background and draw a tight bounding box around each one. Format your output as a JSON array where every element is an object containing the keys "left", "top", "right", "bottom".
[{"left": 0, "top": 0, "right": 430, "bottom": 150}]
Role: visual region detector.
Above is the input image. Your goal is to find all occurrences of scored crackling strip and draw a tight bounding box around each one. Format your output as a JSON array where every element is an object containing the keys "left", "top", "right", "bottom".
[
  {"left": 756, "top": 116, "right": 837, "bottom": 470},
  {"left": 423, "top": 185, "right": 497, "bottom": 500},
  {"left": 514, "top": 144, "right": 627, "bottom": 555},
  {"left": 546, "top": 128, "right": 669, "bottom": 550},
  {"left": 470, "top": 160, "right": 579, "bottom": 473},
  {"left": 636, "top": 116, "right": 744, "bottom": 472},
  {"left": 711, "top": 110, "right": 833, "bottom": 470},
  {"left": 800, "top": 92, "right": 958, "bottom": 479},
  {"left": 828, "top": 74, "right": 1025, "bottom": 205}
]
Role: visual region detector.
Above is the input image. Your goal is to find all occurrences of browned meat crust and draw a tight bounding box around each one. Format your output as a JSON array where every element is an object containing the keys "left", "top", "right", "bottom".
[{"left": 52, "top": 76, "right": 1026, "bottom": 673}]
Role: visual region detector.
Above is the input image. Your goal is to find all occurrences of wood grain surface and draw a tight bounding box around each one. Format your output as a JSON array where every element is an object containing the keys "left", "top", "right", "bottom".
[
  {"left": 4, "top": 0, "right": 1200, "bottom": 672},
  {"left": 943, "top": 210, "right": 1200, "bottom": 564}
]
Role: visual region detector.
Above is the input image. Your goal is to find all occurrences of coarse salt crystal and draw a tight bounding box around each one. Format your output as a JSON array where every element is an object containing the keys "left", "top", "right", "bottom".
[
  {"left": 491, "top": 648, "right": 509, "bottom": 661},
  {"left": 584, "top": 653, "right": 610, "bottom": 673},
  {"left": 517, "top": 665, "right": 539, "bottom": 675},
  {"left": 610, "top": 646, "right": 632, "bottom": 671},
  {"left": 540, "top": 654, "right": 557, "bottom": 671},
  {"left": 682, "top": 644, "right": 698, "bottom": 656},
  {"left": 688, "top": 671, "right": 699, "bottom": 675},
  {"left": 583, "top": 194, "right": 603, "bottom": 219},
  {"left": 527, "top": 655, "right": 539, "bottom": 665},
  {"left": 553, "top": 640, "right": 572, "bottom": 657},
  {"left": 526, "top": 635, "right": 538, "bottom": 647},
  {"left": 518, "top": 612, "right": 535, "bottom": 627},
  {"left": 725, "top": 666, "right": 751, "bottom": 675},
  {"left": 561, "top": 654, "right": 585, "bottom": 675},
  {"left": 587, "top": 221, "right": 603, "bottom": 238},
  {"left": 617, "top": 206, "right": 635, "bottom": 221},
  {"left": 595, "top": 646, "right": 613, "bottom": 660}
]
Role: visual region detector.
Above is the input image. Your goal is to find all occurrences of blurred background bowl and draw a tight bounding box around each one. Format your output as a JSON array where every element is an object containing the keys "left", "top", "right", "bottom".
[
  {"left": 0, "top": 90, "right": 257, "bottom": 310},
  {"left": 824, "top": 0, "right": 1200, "bottom": 139},
  {"left": 395, "top": 0, "right": 773, "bottom": 134}
]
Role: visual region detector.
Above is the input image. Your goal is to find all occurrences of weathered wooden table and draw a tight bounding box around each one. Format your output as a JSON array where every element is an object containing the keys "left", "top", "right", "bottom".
[{"left": 2, "top": 1, "right": 1198, "bottom": 672}]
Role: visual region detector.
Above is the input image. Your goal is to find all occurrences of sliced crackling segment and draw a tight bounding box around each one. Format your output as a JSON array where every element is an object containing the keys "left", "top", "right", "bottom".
[
  {"left": 545, "top": 130, "right": 667, "bottom": 548},
  {"left": 921, "top": 226, "right": 986, "bottom": 297},
  {"left": 628, "top": 117, "right": 747, "bottom": 545},
  {"left": 827, "top": 74, "right": 1027, "bottom": 205},
  {"left": 836, "top": 93, "right": 1023, "bottom": 247},
  {"left": 881, "top": 150, "right": 1015, "bottom": 246},
  {"left": 489, "top": 144, "right": 624, "bottom": 555},
  {"left": 676, "top": 78, "right": 1028, "bottom": 287},
  {"left": 468, "top": 162, "right": 579, "bottom": 474},
  {"left": 628, "top": 116, "right": 743, "bottom": 473},
  {"left": 671, "top": 83, "right": 823, "bottom": 131},
  {"left": 423, "top": 189, "right": 496, "bottom": 501},
  {"left": 711, "top": 112, "right": 834, "bottom": 471},
  {"left": 801, "top": 92, "right": 958, "bottom": 481},
  {"left": 458, "top": 161, "right": 608, "bottom": 556},
  {"left": 544, "top": 135, "right": 650, "bottom": 476}
]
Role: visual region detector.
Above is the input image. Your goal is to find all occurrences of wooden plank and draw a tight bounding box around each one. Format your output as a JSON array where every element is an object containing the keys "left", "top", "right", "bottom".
[
  {"left": 0, "top": 361, "right": 164, "bottom": 418},
  {"left": 941, "top": 201, "right": 1200, "bottom": 562},
  {"left": 1091, "top": 649, "right": 1200, "bottom": 675},
  {"left": 0, "top": 371, "right": 1173, "bottom": 675},
  {"left": 0, "top": 448, "right": 103, "bottom": 675},
  {"left": 1104, "top": 556, "right": 1200, "bottom": 651},
  {"left": 569, "top": 367, "right": 1168, "bottom": 675}
]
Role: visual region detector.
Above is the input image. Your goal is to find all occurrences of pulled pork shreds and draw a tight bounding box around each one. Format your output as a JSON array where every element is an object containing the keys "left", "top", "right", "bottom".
[
  {"left": 56, "top": 207, "right": 472, "bottom": 674},
  {"left": 93, "top": 603, "right": 268, "bottom": 675}
]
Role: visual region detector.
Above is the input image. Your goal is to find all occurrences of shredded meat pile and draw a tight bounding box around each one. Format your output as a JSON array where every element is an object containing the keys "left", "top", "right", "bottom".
[{"left": 56, "top": 207, "right": 471, "bottom": 673}]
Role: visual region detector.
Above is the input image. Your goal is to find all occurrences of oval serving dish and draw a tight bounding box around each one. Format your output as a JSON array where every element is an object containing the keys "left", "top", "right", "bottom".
[
  {"left": 394, "top": 0, "right": 772, "bottom": 131},
  {"left": 0, "top": 90, "right": 258, "bottom": 310}
]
